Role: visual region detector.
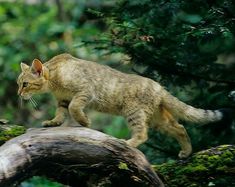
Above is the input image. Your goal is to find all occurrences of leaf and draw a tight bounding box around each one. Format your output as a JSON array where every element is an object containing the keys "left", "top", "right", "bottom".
[{"left": 178, "top": 12, "right": 202, "bottom": 24}]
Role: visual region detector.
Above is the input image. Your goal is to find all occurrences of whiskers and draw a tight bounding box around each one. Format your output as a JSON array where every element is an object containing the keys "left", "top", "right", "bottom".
[
  {"left": 29, "top": 97, "right": 38, "bottom": 109},
  {"left": 18, "top": 97, "right": 24, "bottom": 109},
  {"left": 18, "top": 96, "right": 38, "bottom": 110}
]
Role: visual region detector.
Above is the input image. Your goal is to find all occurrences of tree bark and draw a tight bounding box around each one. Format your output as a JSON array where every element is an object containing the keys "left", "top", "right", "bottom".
[{"left": 0, "top": 127, "right": 164, "bottom": 187}]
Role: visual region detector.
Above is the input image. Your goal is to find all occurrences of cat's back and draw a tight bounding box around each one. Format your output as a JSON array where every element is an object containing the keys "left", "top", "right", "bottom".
[
  {"left": 44, "top": 53, "right": 161, "bottom": 88},
  {"left": 45, "top": 53, "right": 126, "bottom": 78},
  {"left": 45, "top": 53, "right": 93, "bottom": 79},
  {"left": 44, "top": 53, "right": 78, "bottom": 69}
]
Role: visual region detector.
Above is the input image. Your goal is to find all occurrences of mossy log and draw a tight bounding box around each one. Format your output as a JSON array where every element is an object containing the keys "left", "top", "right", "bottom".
[
  {"left": 0, "top": 127, "right": 164, "bottom": 187},
  {"left": 154, "top": 145, "right": 235, "bottom": 187},
  {"left": 0, "top": 123, "right": 26, "bottom": 145},
  {"left": 1, "top": 124, "right": 234, "bottom": 187}
]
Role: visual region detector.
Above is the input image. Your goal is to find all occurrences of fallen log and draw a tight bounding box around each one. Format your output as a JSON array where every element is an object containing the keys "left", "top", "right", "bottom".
[{"left": 0, "top": 127, "right": 164, "bottom": 187}]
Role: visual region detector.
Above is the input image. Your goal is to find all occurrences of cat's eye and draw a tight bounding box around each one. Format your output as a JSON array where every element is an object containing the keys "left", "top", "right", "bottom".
[{"left": 22, "top": 82, "right": 28, "bottom": 87}]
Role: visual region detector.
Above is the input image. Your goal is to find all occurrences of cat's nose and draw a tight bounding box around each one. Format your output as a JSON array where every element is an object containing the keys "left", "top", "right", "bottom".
[{"left": 18, "top": 89, "right": 22, "bottom": 95}]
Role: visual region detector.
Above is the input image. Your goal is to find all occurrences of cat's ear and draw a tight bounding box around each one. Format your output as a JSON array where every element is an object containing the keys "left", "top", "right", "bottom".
[
  {"left": 31, "top": 59, "right": 43, "bottom": 76},
  {"left": 20, "top": 63, "right": 30, "bottom": 72}
]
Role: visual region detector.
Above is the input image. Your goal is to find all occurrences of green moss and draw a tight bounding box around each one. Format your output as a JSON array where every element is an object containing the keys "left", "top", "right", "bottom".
[
  {"left": 181, "top": 164, "right": 208, "bottom": 173},
  {"left": 0, "top": 125, "right": 26, "bottom": 145},
  {"left": 154, "top": 145, "right": 235, "bottom": 187},
  {"left": 118, "top": 162, "right": 129, "bottom": 170},
  {"left": 217, "top": 145, "right": 231, "bottom": 150}
]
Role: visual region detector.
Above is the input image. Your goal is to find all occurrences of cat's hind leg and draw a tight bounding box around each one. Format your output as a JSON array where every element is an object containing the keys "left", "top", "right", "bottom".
[
  {"left": 156, "top": 106, "right": 192, "bottom": 158},
  {"left": 159, "top": 122, "right": 192, "bottom": 158}
]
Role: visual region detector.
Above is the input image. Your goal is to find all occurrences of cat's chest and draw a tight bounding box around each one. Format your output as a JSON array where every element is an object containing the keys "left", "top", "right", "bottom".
[{"left": 52, "top": 89, "right": 74, "bottom": 102}]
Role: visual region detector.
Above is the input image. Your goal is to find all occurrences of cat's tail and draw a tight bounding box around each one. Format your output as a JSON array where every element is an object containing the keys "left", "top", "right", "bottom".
[{"left": 161, "top": 90, "right": 234, "bottom": 125}]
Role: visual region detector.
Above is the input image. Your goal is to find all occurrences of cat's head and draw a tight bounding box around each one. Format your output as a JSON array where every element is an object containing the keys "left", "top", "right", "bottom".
[{"left": 17, "top": 59, "right": 49, "bottom": 100}]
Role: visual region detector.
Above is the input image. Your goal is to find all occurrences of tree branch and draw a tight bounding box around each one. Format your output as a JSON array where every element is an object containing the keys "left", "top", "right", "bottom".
[
  {"left": 0, "top": 127, "right": 164, "bottom": 187},
  {"left": 148, "top": 60, "right": 235, "bottom": 86},
  {"left": 55, "top": 0, "right": 67, "bottom": 22}
]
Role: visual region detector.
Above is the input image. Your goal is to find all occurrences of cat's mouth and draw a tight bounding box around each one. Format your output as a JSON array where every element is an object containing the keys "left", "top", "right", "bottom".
[
  {"left": 21, "top": 94, "right": 32, "bottom": 100},
  {"left": 19, "top": 94, "right": 38, "bottom": 108}
]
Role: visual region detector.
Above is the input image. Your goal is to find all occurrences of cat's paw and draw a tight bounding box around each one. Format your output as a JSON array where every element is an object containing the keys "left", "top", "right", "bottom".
[
  {"left": 178, "top": 150, "right": 192, "bottom": 159},
  {"left": 125, "top": 139, "right": 140, "bottom": 147},
  {"left": 78, "top": 118, "right": 91, "bottom": 127},
  {"left": 119, "top": 139, "right": 127, "bottom": 144},
  {"left": 42, "top": 120, "right": 63, "bottom": 127}
]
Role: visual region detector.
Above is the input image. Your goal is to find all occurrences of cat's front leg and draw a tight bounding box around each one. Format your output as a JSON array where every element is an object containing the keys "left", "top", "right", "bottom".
[
  {"left": 125, "top": 109, "right": 148, "bottom": 147},
  {"left": 68, "top": 93, "right": 91, "bottom": 127},
  {"left": 43, "top": 101, "right": 68, "bottom": 127}
]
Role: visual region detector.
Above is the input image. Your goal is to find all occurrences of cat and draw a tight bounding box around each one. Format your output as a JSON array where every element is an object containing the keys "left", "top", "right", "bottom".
[{"left": 17, "top": 53, "right": 233, "bottom": 158}]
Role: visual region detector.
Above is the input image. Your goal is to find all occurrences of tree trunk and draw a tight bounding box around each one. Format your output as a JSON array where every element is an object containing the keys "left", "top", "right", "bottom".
[{"left": 0, "top": 127, "right": 164, "bottom": 187}]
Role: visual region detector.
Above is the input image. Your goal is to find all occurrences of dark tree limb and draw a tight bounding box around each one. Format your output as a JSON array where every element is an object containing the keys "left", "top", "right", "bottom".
[
  {"left": 55, "top": 0, "right": 67, "bottom": 22},
  {"left": 0, "top": 127, "right": 164, "bottom": 187}
]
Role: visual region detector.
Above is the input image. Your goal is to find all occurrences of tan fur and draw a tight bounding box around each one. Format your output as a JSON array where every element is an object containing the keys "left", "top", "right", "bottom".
[{"left": 17, "top": 54, "right": 224, "bottom": 158}]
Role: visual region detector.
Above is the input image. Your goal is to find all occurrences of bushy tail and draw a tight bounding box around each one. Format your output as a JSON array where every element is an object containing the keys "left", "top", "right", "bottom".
[{"left": 161, "top": 90, "right": 224, "bottom": 124}]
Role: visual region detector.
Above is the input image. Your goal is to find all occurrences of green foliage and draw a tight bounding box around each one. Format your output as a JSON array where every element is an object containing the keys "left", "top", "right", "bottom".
[
  {"left": 20, "top": 176, "right": 64, "bottom": 187},
  {"left": 89, "top": 112, "right": 130, "bottom": 139},
  {"left": 103, "top": 116, "right": 129, "bottom": 138}
]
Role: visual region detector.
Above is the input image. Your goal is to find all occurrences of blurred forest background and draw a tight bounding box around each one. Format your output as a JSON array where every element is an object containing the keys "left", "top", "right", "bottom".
[{"left": 0, "top": 0, "right": 235, "bottom": 186}]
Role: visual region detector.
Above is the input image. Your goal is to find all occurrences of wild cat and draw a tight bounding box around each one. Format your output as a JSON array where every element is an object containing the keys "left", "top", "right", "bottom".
[{"left": 17, "top": 54, "right": 233, "bottom": 158}]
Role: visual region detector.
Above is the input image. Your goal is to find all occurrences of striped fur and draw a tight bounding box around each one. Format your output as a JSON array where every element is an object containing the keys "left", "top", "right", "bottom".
[
  {"left": 17, "top": 53, "right": 230, "bottom": 158},
  {"left": 162, "top": 91, "right": 223, "bottom": 124}
]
